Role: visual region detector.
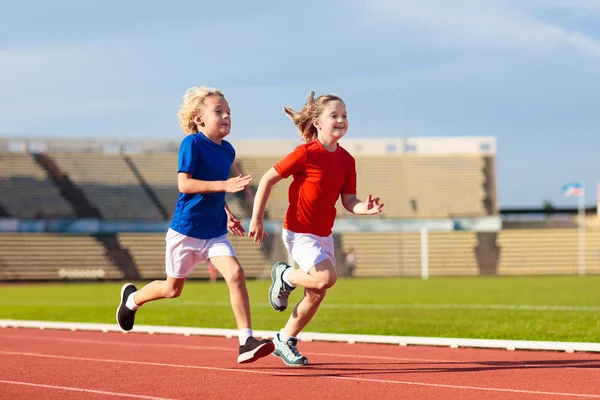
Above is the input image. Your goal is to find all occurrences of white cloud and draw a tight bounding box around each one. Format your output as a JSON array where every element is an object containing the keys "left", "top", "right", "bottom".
[{"left": 354, "top": 0, "right": 600, "bottom": 59}]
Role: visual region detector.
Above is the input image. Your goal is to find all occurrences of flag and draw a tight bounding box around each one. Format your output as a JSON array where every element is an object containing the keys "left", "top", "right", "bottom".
[{"left": 562, "top": 182, "right": 584, "bottom": 197}]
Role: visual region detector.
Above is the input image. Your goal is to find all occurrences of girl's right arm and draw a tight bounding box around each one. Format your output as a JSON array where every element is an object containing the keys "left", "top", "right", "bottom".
[
  {"left": 248, "top": 167, "right": 283, "bottom": 244},
  {"left": 178, "top": 173, "right": 252, "bottom": 194}
]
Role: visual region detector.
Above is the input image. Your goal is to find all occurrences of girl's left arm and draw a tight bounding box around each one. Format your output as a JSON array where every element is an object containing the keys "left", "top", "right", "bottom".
[{"left": 341, "top": 193, "right": 384, "bottom": 215}]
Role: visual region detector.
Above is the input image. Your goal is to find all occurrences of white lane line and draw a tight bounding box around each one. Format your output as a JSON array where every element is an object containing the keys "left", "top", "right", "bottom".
[
  {"left": 1, "top": 351, "right": 599, "bottom": 398},
  {"left": 2, "top": 333, "right": 598, "bottom": 369},
  {"left": 1, "top": 300, "right": 599, "bottom": 312},
  {"left": 0, "top": 379, "right": 176, "bottom": 400},
  {"left": 0, "top": 333, "right": 455, "bottom": 363}
]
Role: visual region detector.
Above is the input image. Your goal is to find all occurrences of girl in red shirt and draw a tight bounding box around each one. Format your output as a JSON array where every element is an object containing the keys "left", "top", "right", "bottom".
[{"left": 249, "top": 91, "right": 383, "bottom": 366}]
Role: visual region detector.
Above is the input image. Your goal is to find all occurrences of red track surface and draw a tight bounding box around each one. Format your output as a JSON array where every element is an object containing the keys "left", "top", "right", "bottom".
[{"left": 0, "top": 327, "right": 599, "bottom": 399}]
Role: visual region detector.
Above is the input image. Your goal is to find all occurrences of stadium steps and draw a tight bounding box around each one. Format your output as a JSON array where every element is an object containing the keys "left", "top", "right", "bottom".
[
  {"left": 497, "top": 229, "right": 600, "bottom": 275},
  {"left": 49, "top": 153, "right": 162, "bottom": 220},
  {"left": 0, "top": 204, "right": 10, "bottom": 217},
  {"left": 340, "top": 232, "right": 479, "bottom": 277},
  {"left": 123, "top": 155, "right": 169, "bottom": 220},
  {"left": 0, "top": 153, "right": 74, "bottom": 218},
  {"left": 33, "top": 153, "right": 140, "bottom": 280},
  {"left": 0, "top": 234, "right": 124, "bottom": 281}
]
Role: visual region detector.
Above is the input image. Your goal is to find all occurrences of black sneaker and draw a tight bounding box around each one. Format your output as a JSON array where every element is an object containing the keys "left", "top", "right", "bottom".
[
  {"left": 116, "top": 283, "right": 137, "bottom": 331},
  {"left": 237, "top": 337, "right": 275, "bottom": 364}
]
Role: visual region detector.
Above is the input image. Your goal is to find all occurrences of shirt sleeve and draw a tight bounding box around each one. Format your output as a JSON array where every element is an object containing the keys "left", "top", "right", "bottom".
[
  {"left": 341, "top": 156, "right": 357, "bottom": 195},
  {"left": 178, "top": 135, "right": 199, "bottom": 174},
  {"left": 274, "top": 145, "right": 306, "bottom": 178}
]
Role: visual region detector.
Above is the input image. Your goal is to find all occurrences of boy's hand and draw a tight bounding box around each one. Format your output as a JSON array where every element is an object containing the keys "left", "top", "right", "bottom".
[
  {"left": 226, "top": 211, "right": 245, "bottom": 236},
  {"left": 248, "top": 218, "right": 268, "bottom": 244},
  {"left": 224, "top": 174, "right": 253, "bottom": 193}
]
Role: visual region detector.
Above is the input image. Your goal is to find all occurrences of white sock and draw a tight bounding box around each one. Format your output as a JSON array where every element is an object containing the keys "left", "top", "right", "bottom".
[
  {"left": 282, "top": 268, "right": 295, "bottom": 288},
  {"left": 279, "top": 329, "right": 294, "bottom": 342},
  {"left": 239, "top": 328, "right": 253, "bottom": 345},
  {"left": 125, "top": 293, "right": 139, "bottom": 311}
]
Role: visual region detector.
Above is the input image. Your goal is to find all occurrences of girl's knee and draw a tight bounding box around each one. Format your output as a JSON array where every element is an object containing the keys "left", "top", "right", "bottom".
[
  {"left": 163, "top": 281, "right": 184, "bottom": 298},
  {"left": 307, "top": 287, "right": 328, "bottom": 302},
  {"left": 315, "top": 275, "right": 337, "bottom": 290}
]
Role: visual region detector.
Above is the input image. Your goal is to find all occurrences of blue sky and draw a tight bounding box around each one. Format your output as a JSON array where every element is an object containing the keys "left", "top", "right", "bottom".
[{"left": 1, "top": 0, "right": 599, "bottom": 208}]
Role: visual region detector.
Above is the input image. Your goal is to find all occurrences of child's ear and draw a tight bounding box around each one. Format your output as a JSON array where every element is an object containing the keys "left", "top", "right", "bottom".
[
  {"left": 313, "top": 119, "right": 321, "bottom": 130},
  {"left": 193, "top": 114, "right": 204, "bottom": 127}
]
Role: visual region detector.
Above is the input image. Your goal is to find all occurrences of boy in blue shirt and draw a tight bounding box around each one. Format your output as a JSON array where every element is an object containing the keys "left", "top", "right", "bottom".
[{"left": 116, "top": 86, "right": 274, "bottom": 364}]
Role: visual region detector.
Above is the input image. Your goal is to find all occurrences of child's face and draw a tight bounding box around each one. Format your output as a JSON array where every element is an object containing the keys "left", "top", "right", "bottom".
[
  {"left": 314, "top": 100, "right": 348, "bottom": 142},
  {"left": 198, "top": 96, "right": 231, "bottom": 138}
]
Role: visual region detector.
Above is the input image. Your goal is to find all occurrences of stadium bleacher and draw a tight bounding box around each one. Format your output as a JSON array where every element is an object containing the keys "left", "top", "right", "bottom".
[
  {"left": 340, "top": 231, "right": 479, "bottom": 277},
  {"left": 13, "top": 136, "right": 581, "bottom": 282},
  {"left": 49, "top": 153, "right": 164, "bottom": 220},
  {"left": 0, "top": 153, "right": 73, "bottom": 219},
  {"left": 0, "top": 233, "right": 123, "bottom": 280},
  {"left": 497, "top": 229, "right": 600, "bottom": 275}
]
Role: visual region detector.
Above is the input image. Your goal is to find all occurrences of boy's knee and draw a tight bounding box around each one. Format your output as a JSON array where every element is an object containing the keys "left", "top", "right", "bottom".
[{"left": 227, "top": 265, "right": 245, "bottom": 283}]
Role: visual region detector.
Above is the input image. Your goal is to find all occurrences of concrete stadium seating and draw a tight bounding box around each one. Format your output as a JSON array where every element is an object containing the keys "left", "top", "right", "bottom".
[
  {"left": 497, "top": 229, "right": 600, "bottom": 275},
  {"left": 340, "top": 231, "right": 480, "bottom": 277},
  {"left": 50, "top": 153, "right": 163, "bottom": 220},
  {"left": 0, "top": 153, "right": 73, "bottom": 218},
  {"left": 0, "top": 234, "right": 123, "bottom": 280},
  {"left": 1, "top": 151, "right": 487, "bottom": 221}
]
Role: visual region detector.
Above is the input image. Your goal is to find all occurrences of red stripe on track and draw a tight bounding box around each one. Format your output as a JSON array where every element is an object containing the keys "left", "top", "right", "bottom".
[{"left": 1, "top": 328, "right": 599, "bottom": 400}]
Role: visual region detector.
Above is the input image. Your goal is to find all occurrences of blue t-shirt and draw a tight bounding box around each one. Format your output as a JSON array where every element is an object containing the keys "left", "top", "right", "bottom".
[{"left": 169, "top": 132, "right": 235, "bottom": 239}]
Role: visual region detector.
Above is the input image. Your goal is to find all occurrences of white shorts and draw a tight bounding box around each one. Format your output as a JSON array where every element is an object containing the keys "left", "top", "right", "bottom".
[
  {"left": 165, "top": 228, "right": 236, "bottom": 279},
  {"left": 282, "top": 228, "right": 336, "bottom": 273}
]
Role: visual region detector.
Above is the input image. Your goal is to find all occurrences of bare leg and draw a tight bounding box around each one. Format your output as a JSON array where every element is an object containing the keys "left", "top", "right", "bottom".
[
  {"left": 286, "top": 259, "right": 337, "bottom": 290},
  {"left": 282, "top": 258, "right": 337, "bottom": 337},
  {"left": 210, "top": 256, "right": 251, "bottom": 329},
  {"left": 133, "top": 276, "right": 186, "bottom": 306}
]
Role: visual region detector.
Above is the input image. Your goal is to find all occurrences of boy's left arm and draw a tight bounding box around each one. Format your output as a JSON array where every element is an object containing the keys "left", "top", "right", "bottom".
[
  {"left": 341, "top": 193, "right": 384, "bottom": 215},
  {"left": 224, "top": 200, "right": 245, "bottom": 236}
]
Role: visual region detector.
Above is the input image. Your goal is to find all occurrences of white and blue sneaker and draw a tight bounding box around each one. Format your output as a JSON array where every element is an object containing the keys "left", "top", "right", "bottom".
[
  {"left": 268, "top": 261, "right": 295, "bottom": 312},
  {"left": 272, "top": 333, "right": 308, "bottom": 366}
]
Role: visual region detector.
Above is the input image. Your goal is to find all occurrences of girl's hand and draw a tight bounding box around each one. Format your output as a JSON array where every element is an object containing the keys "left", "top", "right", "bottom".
[
  {"left": 362, "top": 194, "right": 384, "bottom": 215},
  {"left": 248, "top": 218, "right": 268, "bottom": 244}
]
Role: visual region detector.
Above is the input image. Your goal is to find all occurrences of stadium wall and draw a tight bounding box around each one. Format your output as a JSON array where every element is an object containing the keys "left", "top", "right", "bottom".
[{"left": 0, "top": 137, "right": 496, "bottom": 156}]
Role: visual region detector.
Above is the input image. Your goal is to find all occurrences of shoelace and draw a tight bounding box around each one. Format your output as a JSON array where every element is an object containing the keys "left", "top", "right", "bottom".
[
  {"left": 278, "top": 286, "right": 291, "bottom": 300},
  {"left": 284, "top": 340, "right": 302, "bottom": 358}
]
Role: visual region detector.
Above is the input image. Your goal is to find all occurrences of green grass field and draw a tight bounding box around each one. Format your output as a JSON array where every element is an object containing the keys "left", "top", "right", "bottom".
[{"left": 1, "top": 276, "right": 599, "bottom": 342}]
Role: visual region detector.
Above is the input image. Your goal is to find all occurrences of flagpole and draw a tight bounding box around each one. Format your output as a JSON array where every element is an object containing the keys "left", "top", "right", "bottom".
[{"left": 578, "top": 189, "right": 586, "bottom": 276}]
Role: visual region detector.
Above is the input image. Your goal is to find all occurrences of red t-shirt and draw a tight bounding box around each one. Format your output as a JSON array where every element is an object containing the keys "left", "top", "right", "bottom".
[{"left": 274, "top": 140, "right": 357, "bottom": 236}]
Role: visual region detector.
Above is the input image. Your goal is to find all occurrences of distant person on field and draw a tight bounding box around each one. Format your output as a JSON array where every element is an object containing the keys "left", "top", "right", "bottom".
[
  {"left": 208, "top": 263, "right": 218, "bottom": 283},
  {"left": 345, "top": 248, "right": 356, "bottom": 277},
  {"left": 249, "top": 91, "right": 384, "bottom": 366},
  {"left": 116, "top": 86, "right": 274, "bottom": 364}
]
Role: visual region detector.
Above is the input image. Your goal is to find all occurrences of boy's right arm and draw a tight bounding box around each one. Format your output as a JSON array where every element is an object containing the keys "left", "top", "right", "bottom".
[
  {"left": 177, "top": 173, "right": 252, "bottom": 194},
  {"left": 248, "top": 167, "right": 283, "bottom": 244}
]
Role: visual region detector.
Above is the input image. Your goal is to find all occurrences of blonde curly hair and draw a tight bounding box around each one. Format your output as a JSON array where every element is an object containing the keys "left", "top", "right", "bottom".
[
  {"left": 283, "top": 91, "right": 345, "bottom": 143},
  {"left": 177, "top": 86, "right": 225, "bottom": 135}
]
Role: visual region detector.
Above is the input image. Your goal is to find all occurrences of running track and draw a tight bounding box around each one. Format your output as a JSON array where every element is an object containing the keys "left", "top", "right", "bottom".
[{"left": 1, "top": 328, "right": 599, "bottom": 399}]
